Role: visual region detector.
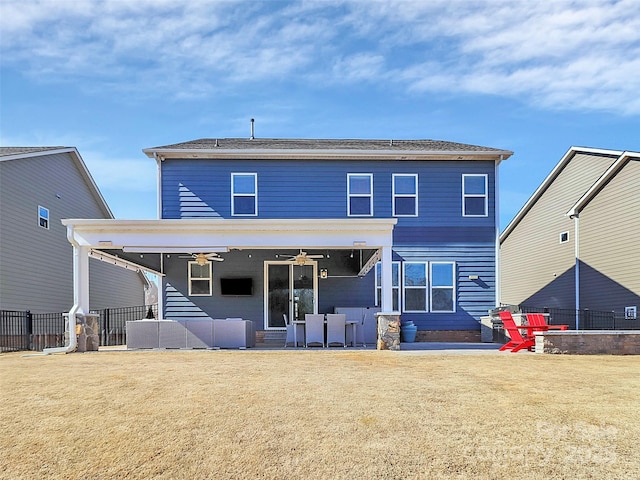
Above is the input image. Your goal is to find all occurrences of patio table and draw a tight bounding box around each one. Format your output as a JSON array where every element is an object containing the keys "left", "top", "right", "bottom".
[{"left": 292, "top": 316, "right": 359, "bottom": 348}]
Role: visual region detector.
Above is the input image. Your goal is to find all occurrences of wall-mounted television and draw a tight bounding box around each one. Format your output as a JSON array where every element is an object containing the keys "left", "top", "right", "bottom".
[{"left": 220, "top": 277, "right": 253, "bottom": 296}]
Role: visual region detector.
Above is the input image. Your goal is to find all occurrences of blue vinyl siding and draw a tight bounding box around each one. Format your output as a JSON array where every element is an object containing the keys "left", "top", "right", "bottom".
[
  {"left": 161, "top": 159, "right": 495, "bottom": 225},
  {"left": 390, "top": 243, "right": 495, "bottom": 330},
  {"left": 160, "top": 157, "right": 497, "bottom": 332},
  {"left": 161, "top": 244, "right": 494, "bottom": 332}
]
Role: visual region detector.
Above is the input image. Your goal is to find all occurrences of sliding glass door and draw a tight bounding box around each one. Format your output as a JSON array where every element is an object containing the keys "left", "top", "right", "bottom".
[{"left": 265, "top": 262, "right": 317, "bottom": 329}]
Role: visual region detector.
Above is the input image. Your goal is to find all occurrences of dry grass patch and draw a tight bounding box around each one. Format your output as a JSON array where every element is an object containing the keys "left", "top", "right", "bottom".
[{"left": 1, "top": 350, "right": 639, "bottom": 479}]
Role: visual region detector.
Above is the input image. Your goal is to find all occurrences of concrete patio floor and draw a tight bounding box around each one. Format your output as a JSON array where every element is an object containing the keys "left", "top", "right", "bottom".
[{"left": 99, "top": 342, "right": 508, "bottom": 354}]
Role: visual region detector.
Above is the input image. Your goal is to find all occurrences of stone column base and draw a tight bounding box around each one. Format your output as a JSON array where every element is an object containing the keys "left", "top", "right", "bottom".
[
  {"left": 376, "top": 312, "right": 401, "bottom": 350},
  {"left": 65, "top": 313, "right": 100, "bottom": 352}
]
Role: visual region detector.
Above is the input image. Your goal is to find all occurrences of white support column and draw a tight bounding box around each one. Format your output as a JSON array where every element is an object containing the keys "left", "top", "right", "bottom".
[
  {"left": 380, "top": 246, "right": 393, "bottom": 312},
  {"left": 573, "top": 214, "right": 580, "bottom": 329},
  {"left": 74, "top": 245, "right": 91, "bottom": 315}
]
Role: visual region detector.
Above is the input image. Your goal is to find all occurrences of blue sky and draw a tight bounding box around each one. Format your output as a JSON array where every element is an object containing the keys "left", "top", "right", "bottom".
[{"left": 1, "top": 0, "right": 639, "bottom": 230}]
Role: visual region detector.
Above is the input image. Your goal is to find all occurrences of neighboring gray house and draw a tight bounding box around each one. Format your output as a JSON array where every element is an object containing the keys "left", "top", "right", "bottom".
[
  {"left": 0, "top": 147, "right": 149, "bottom": 313},
  {"left": 500, "top": 146, "right": 639, "bottom": 319}
]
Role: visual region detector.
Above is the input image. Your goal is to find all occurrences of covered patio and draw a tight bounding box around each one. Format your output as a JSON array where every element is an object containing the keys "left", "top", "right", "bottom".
[{"left": 56, "top": 218, "right": 398, "bottom": 352}]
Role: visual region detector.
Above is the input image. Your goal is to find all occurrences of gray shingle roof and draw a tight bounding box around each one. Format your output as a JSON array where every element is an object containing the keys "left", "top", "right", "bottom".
[
  {"left": 0, "top": 146, "right": 69, "bottom": 157},
  {"left": 148, "top": 138, "right": 509, "bottom": 153}
]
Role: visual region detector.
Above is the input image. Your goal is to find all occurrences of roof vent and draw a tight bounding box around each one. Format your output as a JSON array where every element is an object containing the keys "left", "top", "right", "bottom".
[{"left": 250, "top": 118, "right": 255, "bottom": 140}]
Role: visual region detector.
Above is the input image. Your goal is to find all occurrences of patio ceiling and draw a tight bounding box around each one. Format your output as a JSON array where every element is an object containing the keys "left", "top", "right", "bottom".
[{"left": 62, "top": 218, "right": 397, "bottom": 275}]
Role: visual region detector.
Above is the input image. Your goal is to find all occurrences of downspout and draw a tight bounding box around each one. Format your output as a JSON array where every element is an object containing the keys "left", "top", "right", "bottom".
[
  {"left": 154, "top": 152, "right": 162, "bottom": 219},
  {"left": 572, "top": 214, "right": 580, "bottom": 329},
  {"left": 155, "top": 151, "right": 164, "bottom": 320},
  {"left": 495, "top": 156, "right": 502, "bottom": 307},
  {"left": 43, "top": 225, "right": 79, "bottom": 354}
]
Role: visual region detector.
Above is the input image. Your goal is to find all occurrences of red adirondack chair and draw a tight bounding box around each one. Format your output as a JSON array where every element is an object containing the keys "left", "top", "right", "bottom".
[
  {"left": 498, "top": 310, "right": 536, "bottom": 352},
  {"left": 525, "top": 313, "right": 569, "bottom": 330}
]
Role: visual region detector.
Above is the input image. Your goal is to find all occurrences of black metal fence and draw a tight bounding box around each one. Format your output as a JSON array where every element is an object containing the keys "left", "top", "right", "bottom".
[
  {"left": 513, "top": 305, "right": 640, "bottom": 330},
  {"left": 0, "top": 305, "right": 158, "bottom": 352}
]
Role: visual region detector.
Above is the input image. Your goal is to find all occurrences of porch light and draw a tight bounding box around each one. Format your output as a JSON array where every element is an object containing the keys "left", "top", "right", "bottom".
[{"left": 320, "top": 268, "right": 328, "bottom": 279}]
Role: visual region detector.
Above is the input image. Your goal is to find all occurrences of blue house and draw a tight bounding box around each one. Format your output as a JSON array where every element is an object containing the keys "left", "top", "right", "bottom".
[{"left": 62, "top": 137, "right": 512, "bottom": 343}]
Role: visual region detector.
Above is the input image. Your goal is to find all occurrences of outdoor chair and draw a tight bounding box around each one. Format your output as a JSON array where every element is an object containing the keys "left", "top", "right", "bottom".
[
  {"left": 525, "top": 313, "right": 569, "bottom": 330},
  {"left": 326, "top": 314, "right": 346, "bottom": 347},
  {"left": 305, "top": 314, "right": 325, "bottom": 348},
  {"left": 354, "top": 311, "right": 367, "bottom": 347},
  {"left": 498, "top": 311, "right": 535, "bottom": 353},
  {"left": 283, "top": 314, "right": 304, "bottom": 348}
]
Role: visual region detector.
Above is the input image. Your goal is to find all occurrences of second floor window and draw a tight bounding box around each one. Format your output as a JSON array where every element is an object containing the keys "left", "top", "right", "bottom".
[
  {"left": 38, "top": 205, "right": 49, "bottom": 229},
  {"left": 347, "top": 173, "right": 373, "bottom": 216},
  {"left": 393, "top": 174, "right": 418, "bottom": 216},
  {"left": 231, "top": 173, "right": 257, "bottom": 216},
  {"left": 462, "top": 174, "right": 488, "bottom": 217}
]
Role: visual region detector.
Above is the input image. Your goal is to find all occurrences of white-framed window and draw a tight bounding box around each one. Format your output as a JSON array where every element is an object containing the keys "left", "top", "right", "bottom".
[
  {"left": 38, "top": 205, "right": 49, "bottom": 229},
  {"left": 375, "top": 261, "right": 401, "bottom": 311},
  {"left": 231, "top": 173, "right": 257, "bottom": 216},
  {"left": 559, "top": 231, "right": 569, "bottom": 243},
  {"left": 393, "top": 174, "right": 418, "bottom": 217},
  {"left": 430, "top": 262, "right": 456, "bottom": 312},
  {"left": 375, "top": 260, "right": 457, "bottom": 313},
  {"left": 347, "top": 173, "right": 373, "bottom": 216},
  {"left": 462, "top": 174, "right": 488, "bottom": 217},
  {"left": 188, "top": 261, "right": 212, "bottom": 296},
  {"left": 402, "top": 262, "right": 428, "bottom": 312}
]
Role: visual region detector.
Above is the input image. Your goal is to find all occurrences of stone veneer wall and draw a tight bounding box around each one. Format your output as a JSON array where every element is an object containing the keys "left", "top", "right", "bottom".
[
  {"left": 377, "top": 312, "right": 401, "bottom": 350},
  {"left": 415, "top": 330, "right": 481, "bottom": 343},
  {"left": 536, "top": 331, "right": 640, "bottom": 355},
  {"left": 65, "top": 313, "right": 100, "bottom": 352}
]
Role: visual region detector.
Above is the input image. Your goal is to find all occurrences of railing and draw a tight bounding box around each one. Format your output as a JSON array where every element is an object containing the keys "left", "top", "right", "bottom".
[
  {"left": 95, "top": 305, "right": 158, "bottom": 346},
  {"left": 510, "top": 305, "right": 640, "bottom": 330},
  {"left": 0, "top": 305, "right": 158, "bottom": 352}
]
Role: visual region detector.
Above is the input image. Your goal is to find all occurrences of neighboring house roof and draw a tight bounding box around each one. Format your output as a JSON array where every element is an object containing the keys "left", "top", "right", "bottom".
[
  {"left": 0, "top": 146, "right": 68, "bottom": 157},
  {"left": 0, "top": 146, "right": 114, "bottom": 218},
  {"left": 499, "top": 146, "right": 624, "bottom": 242},
  {"left": 143, "top": 138, "right": 513, "bottom": 161},
  {"left": 567, "top": 150, "right": 640, "bottom": 217}
]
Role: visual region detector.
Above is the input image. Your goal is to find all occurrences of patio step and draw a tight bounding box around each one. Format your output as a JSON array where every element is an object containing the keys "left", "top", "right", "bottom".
[{"left": 258, "top": 331, "right": 286, "bottom": 346}]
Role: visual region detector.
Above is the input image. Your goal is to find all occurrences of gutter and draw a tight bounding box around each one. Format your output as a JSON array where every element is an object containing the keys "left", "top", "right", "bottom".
[{"left": 143, "top": 147, "right": 513, "bottom": 162}]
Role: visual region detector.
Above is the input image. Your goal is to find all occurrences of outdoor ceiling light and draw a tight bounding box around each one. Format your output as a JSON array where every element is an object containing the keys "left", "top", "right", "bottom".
[{"left": 195, "top": 253, "right": 209, "bottom": 266}]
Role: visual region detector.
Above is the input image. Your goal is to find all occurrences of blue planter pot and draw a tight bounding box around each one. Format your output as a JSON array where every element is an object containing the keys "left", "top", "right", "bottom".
[{"left": 401, "top": 325, "right": 417, "bottom": 342}]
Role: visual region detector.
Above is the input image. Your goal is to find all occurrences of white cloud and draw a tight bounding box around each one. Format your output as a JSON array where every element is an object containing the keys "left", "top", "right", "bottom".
[{"left": 2, "top": 0, "right": 639, "bottom": 114}]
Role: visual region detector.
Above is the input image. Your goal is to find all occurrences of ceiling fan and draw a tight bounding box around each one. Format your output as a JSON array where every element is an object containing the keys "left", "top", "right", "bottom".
[
  {"left": 280, "top": 250, "right": 324, "bottom": 265},
  {"left": 179, "top": 252, "right": 224, "bottom": 265}
]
